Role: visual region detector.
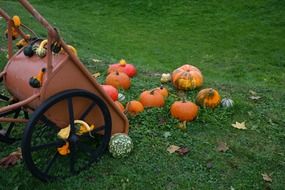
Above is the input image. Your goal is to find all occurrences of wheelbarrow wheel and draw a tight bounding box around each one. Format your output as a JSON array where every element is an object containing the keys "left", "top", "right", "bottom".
[{"left": 21, "top": 89, "right": 112, "bottom": 182}]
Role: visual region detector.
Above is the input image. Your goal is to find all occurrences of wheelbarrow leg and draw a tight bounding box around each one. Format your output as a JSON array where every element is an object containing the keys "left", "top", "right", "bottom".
[{"left": 0, "top": 109, "right": 21, "bottom": 144}]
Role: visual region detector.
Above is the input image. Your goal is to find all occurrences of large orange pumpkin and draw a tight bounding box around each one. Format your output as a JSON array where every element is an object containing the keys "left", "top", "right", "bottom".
[
  {"left": 196, "top": 88, "right": 221, "bottom": 108},
  {"left": 139, "top": 90, "right": 165, "bottom": 108},
  {"left": 105, "top": 71, "right": 131, "bottom": 90},
  {"left": 172, "top": 64, "right": 203, "bottom": 90},
  {"left": 170, "top": 100, "right": 199, "bottom": 121}
]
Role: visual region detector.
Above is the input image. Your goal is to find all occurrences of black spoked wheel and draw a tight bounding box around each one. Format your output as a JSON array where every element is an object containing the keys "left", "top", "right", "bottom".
[{"left": 21, "top": 89, "right": 112, "bottom": 182}]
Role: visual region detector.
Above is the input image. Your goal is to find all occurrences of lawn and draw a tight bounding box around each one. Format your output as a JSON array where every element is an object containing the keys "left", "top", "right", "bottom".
[{"left": 0, "top": 0, "right": 285, "bottom": 189}]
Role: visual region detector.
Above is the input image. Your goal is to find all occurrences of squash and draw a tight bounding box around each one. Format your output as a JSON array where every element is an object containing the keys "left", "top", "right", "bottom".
[
  {"left": 35, "top": 40, "right": 48, "bottom": 58},
  {"left": 172, "top": 64, "right": 203, "bottom": 90},
  {"left": 154, "top": 85, "right": 168, "bottom": 98},
  {"left": 57, "top": 142, "right": 70, "bottom": 156},
  {"left": 5, "top": 27, "right": 19, "bottom": 40},
  {"left": 196, "top": 88, "right": 221, "bottom": 108},
  {"left": 12, "top": 15, "right": 21, "bottom": 27},
  {"left": 107, "top": 59, "right": 137, "bottom": 77},
  {"left": 221, "top": 98, "right": 234, "bottom": 108},
  {"left": 16, "top": 35, "right": 30, "bottom": 49},
  {"left": 170, "top": 100, "right": 199, "bottom": 122},
  {"left": 126, "top": 100, "right": 144, "bottom": 115},
  {"left": 105, "top": 71, "right": 131, "bottom": 90},
  {"left": 109, "top": 133, "right": 133, "bottom": 158},
  {"left": 139, "top": 90, "right": 164, "bottom": 108},
  {"left": 160, "top": 73, "right": 171, "bottom": 83},
  {"left": 29, "top": 68, "right": 46, "bottom": 88},
  {"left": 101, "top": 84, "right": 118, "bottom": 101}
]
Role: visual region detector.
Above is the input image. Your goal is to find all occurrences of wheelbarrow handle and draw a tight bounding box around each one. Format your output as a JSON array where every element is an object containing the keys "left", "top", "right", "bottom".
[{"left": 18, "top": 0, "right": 58, "bottom": 39}]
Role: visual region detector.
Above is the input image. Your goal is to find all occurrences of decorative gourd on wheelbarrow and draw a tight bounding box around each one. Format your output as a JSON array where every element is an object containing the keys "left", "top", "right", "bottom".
[{"left": 0, "top": 0, "right": 128, "bottom": 181}]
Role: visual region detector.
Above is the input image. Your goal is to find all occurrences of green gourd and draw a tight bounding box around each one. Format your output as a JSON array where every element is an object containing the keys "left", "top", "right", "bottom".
[{"left": 109, "top": 133, "right": 133, "bottom": 158}]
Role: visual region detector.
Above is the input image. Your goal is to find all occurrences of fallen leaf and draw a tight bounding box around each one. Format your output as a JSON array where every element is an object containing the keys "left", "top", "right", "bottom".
[
  {"left": 262, "top": 173, "right": 272, "bottom": 182},
  {"left": 92, "top": 59, "right": 102, "bottom": 63},
  {"left": 250, "top": 96, "right": 261, "bottom": 100},
  {"left": 232, "top": 121, "right": 247, "bottom": 130},
  {"left": 217, "top": 141, "right": 229, "bottom": 152},
  {"left": 175, "top": 147, "right": 190, "bottom": 156},
  {"left": 249, "top": 90, "right": 257, "bottom": 95},
  {"left": 167, "top": 145, "right": 180, "bottom": 154},
  {"left": 0, "top": 148, "right": 22, "bottom": 168},
  {"left": 92, "top": 72, "right": 101, "bottom": 78}
]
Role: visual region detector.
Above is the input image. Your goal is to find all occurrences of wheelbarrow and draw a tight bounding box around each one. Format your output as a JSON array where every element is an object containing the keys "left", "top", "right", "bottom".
[{"left": 0, "top": 0, "right": 129, "bottom": 181}]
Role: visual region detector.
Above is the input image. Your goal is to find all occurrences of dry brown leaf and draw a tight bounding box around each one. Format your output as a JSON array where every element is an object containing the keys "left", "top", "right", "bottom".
[
  {"left": 232, "top": 121, "right": 247, "bottom": 130},
  {"left": 250, "top": 96, "right": 261, "bottom": 100},
  {"left": 175, "top": 147, "right": 190, "bottom": 156},
  {"left": 217, "top": 142, "right": 229, "bottom": 152},
  {"left": 167, "top": 145, "right": 180, "bottom": 154},
  {"left": 0, "top": 148, "right": 22, "bottom": 168},
  {"left": 262, "top": 173, "right": 272, "bottom": 182}
]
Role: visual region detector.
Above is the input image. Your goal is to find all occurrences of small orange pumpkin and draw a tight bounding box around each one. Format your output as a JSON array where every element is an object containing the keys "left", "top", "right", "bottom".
[
  {"left": 126, "top": 100, "right": 144, "bottom": 115},
  {"left": 154, "top": 85, "right": 168, "bottom": 98},
  {"left": 139, "top": 90, "right": 165, "bottom": 108},
  {"left": 114, "top": 101, "right": 124, "bottom": 112},
  {"left": 170, "top": 100, "right": 199, "bottom": 121},
  {"left": 172, "top": 64, "right": 203, "bottom": 90},
  {"left": 105, "top": 71, "right": 131, "bottom": 90},
  {"left": 196, "top": 88, "right": 221, "bottom": 108}
]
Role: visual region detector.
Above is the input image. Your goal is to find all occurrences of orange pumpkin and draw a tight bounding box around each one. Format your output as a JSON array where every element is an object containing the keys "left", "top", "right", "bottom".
[
  {"left": 154, "top": 85, "right": 168, "bottom": 98},
  {"left": 139, "top": 90, "right": 165, "bottom": 108},
  {"left": 170, "top": 100, "right": 199, "bottom": 121},
  {"left": 105, "top": 71, "right": 131, "bottom": 90},
  {"left": 126, "top": 100, "right": 144, "bottom": 115},
  {"left": 114, "top": 101, "right": 124, "bottom": 112},
  {"left": 108, "top": 59, "right": 137, "bottom": 77},
  {"left": 196, "top": 88, "right": 221, "bottom": 108},
  {"left": 172, "top": 64, "right": 203, "bottom": 90}
]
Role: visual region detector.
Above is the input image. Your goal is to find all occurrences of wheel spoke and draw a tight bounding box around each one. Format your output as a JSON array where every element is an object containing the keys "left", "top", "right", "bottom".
[
  {"left": 44, "top": 152, "right": 59, "bottom": 175},
  {"left": 80, "top": 101, "right": 96, "bottom": 120},
  {"left": 67, "top": 98, "right": 75, "bottom": 134},
  {"left": 31, "top": 140, "right": 65, "bottom": 152}
]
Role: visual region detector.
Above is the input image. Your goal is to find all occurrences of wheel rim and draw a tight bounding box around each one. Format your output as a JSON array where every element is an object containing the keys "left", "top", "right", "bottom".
[{"left": 21, "top": 89, "right": 112, "bottom": 181}]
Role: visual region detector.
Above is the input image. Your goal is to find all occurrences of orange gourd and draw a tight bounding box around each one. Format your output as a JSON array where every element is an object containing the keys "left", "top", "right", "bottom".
[
  {"left": 126, "top": 100, "right": 144, "bottom": 115},
  {"left": 172, "top": 64, "right": 203, "bottom": 90},
  {"left": 139, "top": 90, "right": 165, "bottom": 108},
  {"left": 196, "top": 88, "right": 221, "bottom": 108},
  {"left": 170, "top": 100, "right": 199, "bottom": 121},
  {"left": 12, "top": 15, "right": 21, "bottom": 27},
  {"left": 105, "top": 71, "right": 131, "bottom": 90},
  {"left": 57, "top": 142, "right": 70, "bottom": 156}
]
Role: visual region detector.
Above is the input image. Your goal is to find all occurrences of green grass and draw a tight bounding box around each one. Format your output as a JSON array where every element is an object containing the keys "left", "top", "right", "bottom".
[{"left": 0, "top": 0, "right": 285, "bottom": 189}]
